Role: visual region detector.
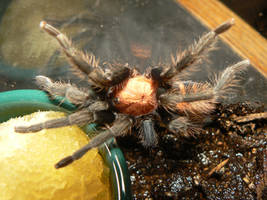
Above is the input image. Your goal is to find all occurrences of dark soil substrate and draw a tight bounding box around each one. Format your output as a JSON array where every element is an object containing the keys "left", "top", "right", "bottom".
[{"left": 117, "top": 102, "right": 267, "bottom": 200}]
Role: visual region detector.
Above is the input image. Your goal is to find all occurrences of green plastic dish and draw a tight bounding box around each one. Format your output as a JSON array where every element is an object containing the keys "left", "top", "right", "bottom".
[{"left": 0, "top": 89, "right": 132, "bottom": 200}]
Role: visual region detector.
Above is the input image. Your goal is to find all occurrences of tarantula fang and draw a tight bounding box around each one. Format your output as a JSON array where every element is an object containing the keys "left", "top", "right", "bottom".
[{"left": 15, "top": 19, "right": 250, "bottom": 169}]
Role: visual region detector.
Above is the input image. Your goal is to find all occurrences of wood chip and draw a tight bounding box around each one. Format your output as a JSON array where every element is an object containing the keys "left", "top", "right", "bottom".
[
  {"left": 243, "top": 176, "right": 250, "bottom": 184},
  {"left": 233, "top": 112, "right": 267, "bottom": 123},
  {"left": 208, "top": 158, "right": 229, "bottom": 177}
]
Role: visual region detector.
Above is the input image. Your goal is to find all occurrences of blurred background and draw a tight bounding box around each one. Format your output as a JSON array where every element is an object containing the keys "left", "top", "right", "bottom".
[
  {"left": 221, "top": 0, "right": 267, "bottom": 38},
  {"left": 0, "top": 0, "right": 266, "bottom": 103}
]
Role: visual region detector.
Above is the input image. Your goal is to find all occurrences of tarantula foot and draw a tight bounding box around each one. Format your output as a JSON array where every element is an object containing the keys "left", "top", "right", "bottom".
[
  {"left": 15, "top": 125, "right": 41, "bottom": 133},
  {"left": 55, "top": 156, "right": 74, "bottom": 169},
  {"left": 35, "top": 75, "right": 53, "bottom": 88},
  {"left": 214, "top": 18, "right": 235, "bottom": 34},
  {"left": 14, "top": 127, "right": 25, "bottom": 133},
  {"left": 40, "top": 21, "right": 60, "bottom": 37}
]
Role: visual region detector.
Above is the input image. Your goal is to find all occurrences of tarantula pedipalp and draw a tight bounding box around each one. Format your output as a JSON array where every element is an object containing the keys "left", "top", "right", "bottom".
[{"left": 15, "top": 19, "right": 250, "bottom": 169}]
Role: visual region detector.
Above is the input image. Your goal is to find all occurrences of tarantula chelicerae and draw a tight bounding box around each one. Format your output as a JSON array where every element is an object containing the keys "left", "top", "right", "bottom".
[{"left": 15, "top": 19, "right": 250, "bottom": 169}]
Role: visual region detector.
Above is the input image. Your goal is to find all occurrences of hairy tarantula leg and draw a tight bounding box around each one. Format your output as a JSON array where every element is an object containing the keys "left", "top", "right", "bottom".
[
  {"left": 159, "top": 88, "right": 214, "bottom": 105},
  {"left": 15, "top": 109, "right": 94, "bottom": 133},
  {"left": 152, "top": 19, "right": 235, "bottom": 81},
  {"left": 40, "top": 21, "right": 130, "bottom": 89},
  {"left": 159, "top": 60, "right": 250, "bottom": 115},
  {"left": 40, "top": 21, "right": 96, "bottom": 75},
  {"left": 55, "top": 115, "right": 132, "bottom": 168},
  {"left": 167, "top": 117, "right": 201, "bottom": 137},
  {"left": 213, "top": 59, "right": 250, "bottom": 98},
  {"left": 159, "top": 82, "right": 216, "bottom": 114},
  {"left": 140, "top": 119, "right": 158, "bottom": 147},
  {"left": 36, "top": 75, "right": 94, "bottom": 105}
]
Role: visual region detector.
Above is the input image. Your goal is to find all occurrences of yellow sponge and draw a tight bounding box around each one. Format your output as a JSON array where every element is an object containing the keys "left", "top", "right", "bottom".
[{"left": 0, "top": 111, "right": 111, "bottom": 200}]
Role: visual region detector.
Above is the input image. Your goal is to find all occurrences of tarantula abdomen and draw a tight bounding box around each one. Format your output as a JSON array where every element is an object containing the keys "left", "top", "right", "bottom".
[{"left": 112, "top": 75, "right": 158, "bottom": 116}]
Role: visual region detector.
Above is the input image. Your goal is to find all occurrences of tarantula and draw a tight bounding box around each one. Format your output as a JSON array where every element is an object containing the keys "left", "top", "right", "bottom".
[{"left": 15, "top": 19, "right": 250, "bottom": 169}]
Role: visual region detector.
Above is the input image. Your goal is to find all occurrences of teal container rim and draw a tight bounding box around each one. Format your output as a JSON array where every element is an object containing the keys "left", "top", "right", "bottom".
[{"left": 0, "top": 89, "right": 132, "bottom": 200}]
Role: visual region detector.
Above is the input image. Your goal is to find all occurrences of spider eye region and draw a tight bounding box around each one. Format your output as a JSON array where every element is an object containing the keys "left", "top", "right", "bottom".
[{"left": 113, "top": 75, "right": 158, "bottom": 116}]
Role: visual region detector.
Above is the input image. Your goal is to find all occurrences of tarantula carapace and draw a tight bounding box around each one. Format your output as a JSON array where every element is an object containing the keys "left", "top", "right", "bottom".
[{"left": 15, "top": 19, "right": 250, "bottom": 169}]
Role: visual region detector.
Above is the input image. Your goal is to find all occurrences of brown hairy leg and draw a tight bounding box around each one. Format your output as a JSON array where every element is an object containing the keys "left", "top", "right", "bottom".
[
  {"left": 55, "top": 114, "right": 133, "bottom": 168},
  {"left": 167, "top": 116, "right": 201, "bottom": 137},
  {"left": 35, "top": 75, "right": 94, "bottom": 106},
  {"left": 15, "top": 100, "right": 110, "bottom": 133},
  {"left": 159, "top": 60, "right": 250, "bottom": 115},
  {"left": 15, "top": 109, "right": 94, "bottom": 133},
  {"left": 40, "top": 21, "right": 131, "bottom": 89},
  {"left": 152, "top": 19, "right": 235, "bottom": 82},
  {"left": 160, "top": 60, "right": 250, "bottom": 136}
]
